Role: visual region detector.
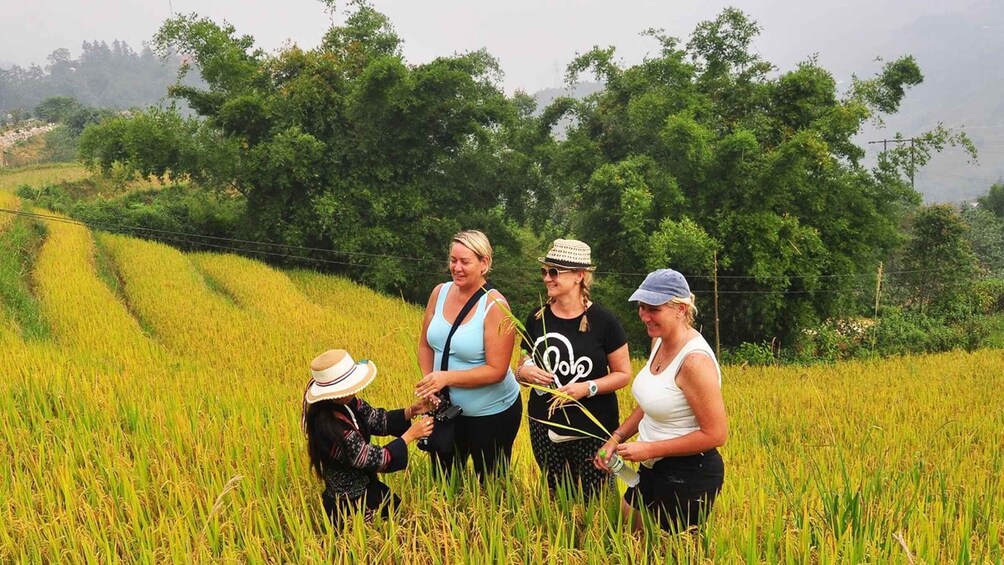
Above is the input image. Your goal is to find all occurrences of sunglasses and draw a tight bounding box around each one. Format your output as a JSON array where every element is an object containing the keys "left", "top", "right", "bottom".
[{"left": 540, "top": 266, "right": 572, "bottom": 278}]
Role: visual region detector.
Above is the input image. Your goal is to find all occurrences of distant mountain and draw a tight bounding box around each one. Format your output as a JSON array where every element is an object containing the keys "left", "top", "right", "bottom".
[
  {"left": 856, "top": 0, "right": 1004, "bottom": 202},
  {"left": 0, "top": 41, "right": 197, "bottom": 116}
]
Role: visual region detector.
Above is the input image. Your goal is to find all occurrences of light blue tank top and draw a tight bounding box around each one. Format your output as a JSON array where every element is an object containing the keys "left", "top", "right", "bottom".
[{"left": 426, "top": 282, "right": 519, "bottom": 417}]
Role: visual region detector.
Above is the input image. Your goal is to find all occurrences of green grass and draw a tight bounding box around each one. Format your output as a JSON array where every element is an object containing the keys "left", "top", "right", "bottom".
[{"left": 0, "top": 217, "right": 49, "bottom": 340}]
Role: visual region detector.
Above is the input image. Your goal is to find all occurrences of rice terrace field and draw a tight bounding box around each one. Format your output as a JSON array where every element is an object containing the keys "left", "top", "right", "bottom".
[{"left": 1, "top": 166, "right": 1002, "bottom": 563}]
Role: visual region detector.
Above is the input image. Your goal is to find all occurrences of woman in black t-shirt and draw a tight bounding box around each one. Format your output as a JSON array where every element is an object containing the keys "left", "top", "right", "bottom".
[{"left": 515, "top": 239, "right": 631, "bottom": 498}]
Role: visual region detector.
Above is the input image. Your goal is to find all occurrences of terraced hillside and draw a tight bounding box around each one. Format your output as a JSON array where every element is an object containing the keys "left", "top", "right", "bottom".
[{"left": 1, "top": 167, "right": 1002, "bottom": 563}]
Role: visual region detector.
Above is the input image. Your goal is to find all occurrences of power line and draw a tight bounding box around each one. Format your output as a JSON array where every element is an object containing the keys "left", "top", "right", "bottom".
[
  {"left": 0, "top": 208, "right": 450, "bottom": 276},
  {"left": 0, "top": 208, "right": 444, "bottom": 264},
  {"left": 868, "top": 137, "right": 917, "bottom": 189},
  {"left": 0, "top": 206, "right": 973, "bottom": 285}
]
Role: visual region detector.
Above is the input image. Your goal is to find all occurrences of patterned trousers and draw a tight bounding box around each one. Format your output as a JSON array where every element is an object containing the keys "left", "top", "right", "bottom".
[{"left": 528, "top": 419, "right": 613, "bottom": 499}]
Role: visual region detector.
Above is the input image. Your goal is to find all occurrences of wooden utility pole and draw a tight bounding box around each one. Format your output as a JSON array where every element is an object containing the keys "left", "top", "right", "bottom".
[
  {"left": 713, "top": 251, "right": 721, "bottom": 358},
  {"left": 874, "top": 262, "right": 883, "bottom": 318}
]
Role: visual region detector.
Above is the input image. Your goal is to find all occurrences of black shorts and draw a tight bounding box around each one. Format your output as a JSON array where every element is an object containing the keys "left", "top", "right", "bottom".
[{"left": 624, "top": 448, "right": 724, "bottom": 532}]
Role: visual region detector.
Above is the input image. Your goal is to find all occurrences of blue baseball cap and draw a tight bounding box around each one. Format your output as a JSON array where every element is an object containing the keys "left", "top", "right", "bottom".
[{"left": 628, "top": 269, "right": 691, "bottom": 305}]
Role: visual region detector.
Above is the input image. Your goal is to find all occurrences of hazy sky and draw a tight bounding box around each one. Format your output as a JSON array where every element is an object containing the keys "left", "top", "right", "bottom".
[
  {"left": 4, "top": 0, "right": 998, "bottom": 198},
  {"left": 2, "top": 0, "right": 959, "bottom": 94}
]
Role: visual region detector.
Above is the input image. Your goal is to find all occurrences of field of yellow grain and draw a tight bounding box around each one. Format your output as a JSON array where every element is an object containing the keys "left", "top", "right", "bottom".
[{"left": 1, "top": 167, "right": 1002, "bottom": 563}]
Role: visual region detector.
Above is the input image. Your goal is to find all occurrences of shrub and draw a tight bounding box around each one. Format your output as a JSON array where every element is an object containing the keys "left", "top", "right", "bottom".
[
  {"left": 721, "top": 341, "right": 776, "bottom": 366},
  {"left": 972, "top": 278, "right": 1004, "bottom": 315},
  {"left": 864, "top": 308, "right": 978, "bottom": 356}
]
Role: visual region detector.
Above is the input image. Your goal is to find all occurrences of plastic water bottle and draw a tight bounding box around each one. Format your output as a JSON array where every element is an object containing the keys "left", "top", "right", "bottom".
[{"left": 601, "top": 449, "right": 640, "bottom": 487}]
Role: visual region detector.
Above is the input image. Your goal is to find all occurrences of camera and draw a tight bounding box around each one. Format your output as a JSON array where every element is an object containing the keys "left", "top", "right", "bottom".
[
  {"left": 417, "top": 402, "right": 463, "bottom": 452},
  {"left": 433, "top": 404, "right": 462, "bottom": 421}
]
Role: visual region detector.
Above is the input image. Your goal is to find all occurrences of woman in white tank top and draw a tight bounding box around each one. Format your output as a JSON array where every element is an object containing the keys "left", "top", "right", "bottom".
[{"left": 593, "top": 269, "right": 728, "bottom": 533}]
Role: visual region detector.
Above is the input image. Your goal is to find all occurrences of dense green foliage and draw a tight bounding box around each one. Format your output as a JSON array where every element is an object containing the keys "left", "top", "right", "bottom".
[
  {"left": 66, "top": 1, "right": 994, "bottom": 356},
  {"left": 963, "top": 205, "right": 1004, "bottom": 277},
  {"left": 896, "top": 204, "right": 981, "bottom": 317},
  {"left": 536, "top": 10, "right": 974, "bottom": 347},
  {"left": 978, "top": 182, "right": 1004, "bottom": 218},
  {"left": 80, "top": 2, "right": 545, "bottom": 301},
  {"left": 16, "top": 181, "right": 243, "bottom": 247},
  {"left": 26, "top": 96, "right": 118, "bottom": 164}
]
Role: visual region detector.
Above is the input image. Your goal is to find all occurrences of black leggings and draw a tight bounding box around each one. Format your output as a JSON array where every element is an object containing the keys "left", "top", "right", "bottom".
[{"left": 432, "top": 397, "right": 522, "bottom": 481}]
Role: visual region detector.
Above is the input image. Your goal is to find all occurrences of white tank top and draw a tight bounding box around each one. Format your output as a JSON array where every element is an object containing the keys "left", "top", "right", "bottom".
[{"left": 632, "top": 333, "right": 721, "bottom": 463}]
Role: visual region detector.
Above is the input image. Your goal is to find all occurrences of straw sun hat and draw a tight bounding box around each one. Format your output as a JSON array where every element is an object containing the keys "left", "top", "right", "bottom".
[
  {"left": 303, "top": 349, "right": 378, "bottom": 403},
  {"left": 538, "top": 239, "right": 596, "bottom": 271}
]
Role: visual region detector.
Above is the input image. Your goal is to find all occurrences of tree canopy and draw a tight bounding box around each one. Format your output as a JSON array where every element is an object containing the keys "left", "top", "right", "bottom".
[
  {"left": 81, "top": 2, "right": 540, "bottom": 296},
  {"left": 75, "top": 2, "right": 979, "bottom": 348},
  {"left": 537, "top": 9, "right": 975, "bottom": 346}
]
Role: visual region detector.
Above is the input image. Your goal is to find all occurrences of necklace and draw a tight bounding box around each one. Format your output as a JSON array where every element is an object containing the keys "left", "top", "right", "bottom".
[{"left": 653, "top": 346, "right": 669, "bottom": 372}]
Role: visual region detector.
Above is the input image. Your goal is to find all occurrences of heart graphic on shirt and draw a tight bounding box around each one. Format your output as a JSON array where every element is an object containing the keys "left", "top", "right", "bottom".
[{"left": 532, "top": 333, "right": 593, "bottom": 387}]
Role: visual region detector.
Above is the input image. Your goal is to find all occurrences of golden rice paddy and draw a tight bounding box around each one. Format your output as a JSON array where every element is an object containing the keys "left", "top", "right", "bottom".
[{"left": 1, "top": 168, "right": 1001, "bottom": 563}]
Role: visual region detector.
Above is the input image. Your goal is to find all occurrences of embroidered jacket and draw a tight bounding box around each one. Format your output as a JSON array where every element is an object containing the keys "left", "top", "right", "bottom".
[{"left": 311, "top": 398, "right": 410, "bottom": 500}]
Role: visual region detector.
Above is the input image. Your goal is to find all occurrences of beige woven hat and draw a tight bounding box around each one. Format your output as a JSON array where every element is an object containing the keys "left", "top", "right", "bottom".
[
  {"left": 538, "top": 238, "right": 596, "bottom": 271},
  {"left": 303, "top": 349, "right": 378, "bottom": 403}
]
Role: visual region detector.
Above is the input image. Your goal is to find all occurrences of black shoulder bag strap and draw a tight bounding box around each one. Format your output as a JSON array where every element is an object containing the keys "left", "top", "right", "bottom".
[
  {"left": 420, "top": 282, "right": 495, "bottom": 455},
  {"left": 440, "top": 281, "right": 495, "bottom": 373}
]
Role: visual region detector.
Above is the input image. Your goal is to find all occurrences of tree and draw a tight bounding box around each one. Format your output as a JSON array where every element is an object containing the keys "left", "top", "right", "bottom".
[
  {"left": 542, "top": 9, "right": 972, "bottom": 347},
  {"left": 0, "top": 41, "right": 192, "bottom": 115},
  {"left": 899, "top": 204, "right": 981, "bottom": 316},
  {"left": 79, "top": 1, "right": 541, "bottom": 300},
  {"left": 978, "top": 181, "right": 1004, "bottom": 218},
  {"left": 963, "top": 201, "right": 1004, "bottom": 277},
  {"left": 33, "top": 96, "right": 82, "bottom": 122}
]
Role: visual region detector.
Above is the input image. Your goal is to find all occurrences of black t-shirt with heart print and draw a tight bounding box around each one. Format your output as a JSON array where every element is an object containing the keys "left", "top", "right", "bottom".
[{"left": 522, "top": 302, "right": 628, "bottom": 439}]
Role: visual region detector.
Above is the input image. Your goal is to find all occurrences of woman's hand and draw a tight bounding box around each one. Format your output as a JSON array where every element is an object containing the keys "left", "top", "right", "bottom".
[
  {"left": 593, "top": 437, "right": 620, "bottom": 472},
  {"left": 517, "top": 364, "right": 556, "bottom": 387},
  {"left": 406, "top": 396, "right": 438, "bottom": 419},
  {"left": 615, "top": 441, "right": 654, "bottom": 463},
  {"left": 415, "top": 371, "right": 450, "bottom": 400},
  {"left": 556, "top": 381, "right": 589, "bottom": 402},
  {"left": 401, "top": 416, "right": 435, "bottom": 444}
]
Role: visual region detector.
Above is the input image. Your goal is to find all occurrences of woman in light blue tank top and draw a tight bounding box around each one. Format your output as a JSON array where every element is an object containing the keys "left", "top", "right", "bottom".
[{"left": 416, "top": 230, "right": 522, "bottom": 480}]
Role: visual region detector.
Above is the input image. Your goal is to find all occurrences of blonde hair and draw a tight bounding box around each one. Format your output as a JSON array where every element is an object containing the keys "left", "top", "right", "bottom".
[
  {"left": 535, "top": 269, "right": 594, "bottom": 332},
  {"left": 450, "top": 230, "right": 493, "bottom": 275},
  {"left": 669, "top": 294, "right": 698, "bottom": 326}
]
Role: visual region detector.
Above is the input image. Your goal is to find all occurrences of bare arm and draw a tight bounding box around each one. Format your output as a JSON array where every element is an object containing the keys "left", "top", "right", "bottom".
[
  {"left": 416, "top": 284, "right": 442, "bottom": 377},
  {"left": 616, "top": 354, "right": 727, "bottom": 462},
  {"left": 598, "top": 344, "right": 632, "bottom": 393},
  {"left": 415, "top": 290, "right": 516, "bottom": 398}
]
